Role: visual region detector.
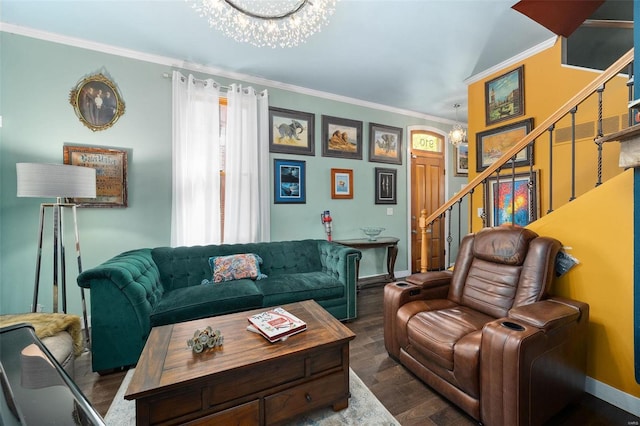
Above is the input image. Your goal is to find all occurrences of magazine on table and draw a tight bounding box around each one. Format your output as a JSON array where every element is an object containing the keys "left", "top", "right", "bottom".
[{"left": 247, "top": 307, "right": 307, "bottom": 343}]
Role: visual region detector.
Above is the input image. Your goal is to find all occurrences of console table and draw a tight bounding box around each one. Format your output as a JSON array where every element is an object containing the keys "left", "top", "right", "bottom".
[{"left": 334, "top": 237, "right": 399, "bottom": 287}]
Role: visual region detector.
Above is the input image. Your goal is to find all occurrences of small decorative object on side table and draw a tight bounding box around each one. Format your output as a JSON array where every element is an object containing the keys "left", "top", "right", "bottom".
[
  {"left": 361, "top": 227, "right": 385, "bottom": 241},
  {"left": 187, "top": 326, "right": 223, "bottom": 354}
]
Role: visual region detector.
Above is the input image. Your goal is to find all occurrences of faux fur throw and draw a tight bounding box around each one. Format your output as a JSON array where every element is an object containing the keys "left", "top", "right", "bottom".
[{"left": 0, "top": 313, "right": 84, "bottom": 356}]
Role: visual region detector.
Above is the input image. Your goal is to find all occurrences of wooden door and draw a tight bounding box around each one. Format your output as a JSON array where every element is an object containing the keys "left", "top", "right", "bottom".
[{"left": 410, "top": 130, "right": 445, "bottom": 272}]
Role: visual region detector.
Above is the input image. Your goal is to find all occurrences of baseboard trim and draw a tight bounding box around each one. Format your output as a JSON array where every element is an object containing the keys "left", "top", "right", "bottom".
[{"left": 585, "top": 376, "right": 640, "bottom": 417}]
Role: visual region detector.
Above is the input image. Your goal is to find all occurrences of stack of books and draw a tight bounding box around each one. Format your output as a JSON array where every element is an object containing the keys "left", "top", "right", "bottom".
[{"left": 247, "top": 307, "right": 307, "bottom": 343}]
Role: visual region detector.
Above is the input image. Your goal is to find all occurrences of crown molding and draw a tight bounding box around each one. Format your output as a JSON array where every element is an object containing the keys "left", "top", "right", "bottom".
[
  {"left": 464, "top": 36, "right": 558, "bottom": 85},
  {"left": 0, "top": 22, "right": 455, "bottom": 125}
]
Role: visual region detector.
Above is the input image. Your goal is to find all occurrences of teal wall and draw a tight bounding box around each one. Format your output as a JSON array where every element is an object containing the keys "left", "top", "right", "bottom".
[{"left": 0, "top": 32, "right": 457, "bottom": 316}]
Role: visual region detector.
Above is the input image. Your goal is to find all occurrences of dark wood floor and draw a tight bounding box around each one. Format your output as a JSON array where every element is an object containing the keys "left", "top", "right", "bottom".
[{"left": 75, "top": 284, "right": 639, "bottom": 425}]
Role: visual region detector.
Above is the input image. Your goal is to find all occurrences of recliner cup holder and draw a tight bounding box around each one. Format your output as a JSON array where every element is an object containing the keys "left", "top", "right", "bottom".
[
  {"left": 501, "top": 321, "right": 525, "bottom": 331},
  {"left": 395, "top": 283, "right": 409, "bottom": 287}
]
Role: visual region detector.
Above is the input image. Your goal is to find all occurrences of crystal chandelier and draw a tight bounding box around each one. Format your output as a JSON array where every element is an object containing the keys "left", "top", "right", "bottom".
[
  {"left": 189, "top": 0, "right": 338, "bottom": 48},
  {"left": 448, "top": 103, "right": 467, "bottom": 147}
]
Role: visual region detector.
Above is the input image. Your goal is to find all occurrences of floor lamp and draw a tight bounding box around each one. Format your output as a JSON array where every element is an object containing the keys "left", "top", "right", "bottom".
[{"left": 16, "top": 163, "right": 96, "bottom": 348}]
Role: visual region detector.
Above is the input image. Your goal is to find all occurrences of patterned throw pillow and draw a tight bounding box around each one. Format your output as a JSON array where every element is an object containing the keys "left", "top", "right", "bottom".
[{"left": 209, "top": 253, "right": 267, "bottom": 283}]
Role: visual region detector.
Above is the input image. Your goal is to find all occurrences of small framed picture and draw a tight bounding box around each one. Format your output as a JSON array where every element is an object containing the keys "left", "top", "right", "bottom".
[
  {"left": 63, "top": 145, "right": 128, "bottom": 208},
  {"left": 69, "top": 73, "right": 125, "bottom": 132},
  {"left": 269, "top": 107, "right": 315, "bottom": 156},
  {"left": 476, "top": 118, "right": 534, "bottom": 172},
  {"left": 454, "top": 143, "right": 469, "bottom": 176},
  {"left": 321, "top": 115, "right": 363, "bottom": 159},
  {"left": 375, "top": 167, "right": 397, "bottom": 205},
  {"left": 274, "top": 158, "right": 306, "bottom": 204},
  {"left": 369, "top": 123, "right": 403, "bottom": 165},
  {"left": 485, "top": 171, "right": 539, "bottom": 226},
  {"left": 331, "top": 168, "right": 353, "bottom": 199},
  {"left": 485, "top": 65, "right": 524, "bottom": 125}
]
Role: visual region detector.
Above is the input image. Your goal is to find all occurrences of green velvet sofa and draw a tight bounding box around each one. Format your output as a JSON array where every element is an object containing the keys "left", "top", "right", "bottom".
[{"left": 77, "top": 239, "right": 361, "bottom": 372}]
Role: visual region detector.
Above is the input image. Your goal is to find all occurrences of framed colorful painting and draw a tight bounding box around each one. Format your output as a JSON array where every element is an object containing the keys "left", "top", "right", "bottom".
[
  {"left": 476, "top": 118, "right": 533, "bottom": 172},
  {"left": 274, "top": 159, "right": 306, "bottom": 204},
  {"left": 485, "top": 65, "right": 524, "bottom": 125},
  {"left": 269, "top": 107, "right": 315, "bottom": 156},
  {"left": 485, "top": 171, "right": 538, "bottom": 227},
  {"left": 331, "top": 168, "right": 353, "bottom": 199},
  {"left": 321, "top": 115, "right": 363, "bottom": 160}
]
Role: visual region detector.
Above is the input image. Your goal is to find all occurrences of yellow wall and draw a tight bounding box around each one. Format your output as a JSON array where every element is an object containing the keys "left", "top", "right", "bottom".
[
  {"left": 468, "top": 39, "right": 638, "bottom": 397},
  {"left": 528, "top": 169, "right": 638, "bottom": 397},
  {"left": 468, "top": 39, "right": 628, "bottom": 230}
]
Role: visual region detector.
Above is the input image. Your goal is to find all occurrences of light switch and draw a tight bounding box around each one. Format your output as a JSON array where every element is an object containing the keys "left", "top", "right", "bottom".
[
  {"left": 477, "top": 207, "right": 484, "bottom": 217},
  {"left": 387, "top": 208, "right": 393, "bottom": 216}
]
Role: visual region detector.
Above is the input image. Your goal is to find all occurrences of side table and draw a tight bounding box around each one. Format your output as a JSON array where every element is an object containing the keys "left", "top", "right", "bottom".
[{"left": 334, "top": 237, "right": 399, "bottom": 288}]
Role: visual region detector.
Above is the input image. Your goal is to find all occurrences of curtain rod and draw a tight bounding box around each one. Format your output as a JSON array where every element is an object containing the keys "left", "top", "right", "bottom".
[{"left": 162, "top": 72, "right": 230, "bottom": 91}]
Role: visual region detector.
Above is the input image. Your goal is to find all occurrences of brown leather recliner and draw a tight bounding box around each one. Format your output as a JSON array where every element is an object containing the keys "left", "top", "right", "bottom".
[{"left": 384, "top": 226, "right": 589, "bottom": 426}]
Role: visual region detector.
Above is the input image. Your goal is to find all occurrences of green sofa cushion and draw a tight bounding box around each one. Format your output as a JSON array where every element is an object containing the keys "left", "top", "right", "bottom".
[
  {"left": 152, "top": 240, "right": 324, "bottom": 292},
  {"left": 150, "top": 280, "right": 263, "bottom": 326},
  {"left": 258, "top": 272, "right": 344, "bottom": 307}
]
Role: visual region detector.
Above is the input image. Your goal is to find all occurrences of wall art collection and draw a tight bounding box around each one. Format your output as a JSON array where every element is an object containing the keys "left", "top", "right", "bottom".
[{"left": 270, "top": 107, "right": 401, "bottom": 205}]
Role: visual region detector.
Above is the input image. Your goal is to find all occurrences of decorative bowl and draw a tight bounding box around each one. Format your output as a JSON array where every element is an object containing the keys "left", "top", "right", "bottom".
[{"left": 361, "top": 227, "right": 385, "bottom": 241}]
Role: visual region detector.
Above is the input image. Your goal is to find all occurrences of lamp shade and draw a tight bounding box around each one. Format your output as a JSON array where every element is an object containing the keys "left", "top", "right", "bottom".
[{"left": 16, "top": 163, "right": 96, "bottom": 199}]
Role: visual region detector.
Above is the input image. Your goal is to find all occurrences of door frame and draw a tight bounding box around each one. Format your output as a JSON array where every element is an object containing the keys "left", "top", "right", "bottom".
[{"left": 405, "top": 125, "right": 450, "bottom": 274}]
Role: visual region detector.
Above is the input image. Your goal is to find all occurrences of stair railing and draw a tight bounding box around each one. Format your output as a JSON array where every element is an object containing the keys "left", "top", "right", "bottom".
[{"left": 418, "top": 48, "right": 634, "bottom": 273}]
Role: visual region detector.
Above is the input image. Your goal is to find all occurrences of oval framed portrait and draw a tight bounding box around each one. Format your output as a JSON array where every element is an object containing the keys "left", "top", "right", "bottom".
[{"left": 69, "top": 73, "right": 125, "bottom": 132}]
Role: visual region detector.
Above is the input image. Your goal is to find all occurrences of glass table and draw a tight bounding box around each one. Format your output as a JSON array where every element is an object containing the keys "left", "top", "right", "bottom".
[{"left": 0, "top": 323, "right": 104, "bottom": 425}]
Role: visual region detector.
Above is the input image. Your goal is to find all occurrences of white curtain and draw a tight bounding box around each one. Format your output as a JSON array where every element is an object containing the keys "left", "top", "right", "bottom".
[
  {"left": 171, "top": 71, "right": 221, "bottom": 246},
  {"left": 224, "top": 84, "right": 270, "bottom": 243}
]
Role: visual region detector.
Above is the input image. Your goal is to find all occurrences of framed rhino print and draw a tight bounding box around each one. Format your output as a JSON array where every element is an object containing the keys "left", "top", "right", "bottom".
[
  {"left": 321, "top": 115, "right": 363, "bottom": 160},
  {"left": 369, "top": 122, "right": 403, "bottom": 165},
  {"left": 269, "top": 107, "right": 315, "bottom": 156}
]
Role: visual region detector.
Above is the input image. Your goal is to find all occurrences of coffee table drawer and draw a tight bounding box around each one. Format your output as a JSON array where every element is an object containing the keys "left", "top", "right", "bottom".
[
  {"left": 209, "top": 361, "right": 305, "bottom": 405},
  {"left": 264, "top": 372, "right": 348, "bottom": 425},
  {"left": 184, "top": 400, "right": 259, "bottom": 426}
]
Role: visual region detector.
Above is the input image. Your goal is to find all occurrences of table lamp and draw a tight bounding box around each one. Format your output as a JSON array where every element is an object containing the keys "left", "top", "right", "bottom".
[{"left": 16, "top": 163, "right": 96, "bottom": 347}]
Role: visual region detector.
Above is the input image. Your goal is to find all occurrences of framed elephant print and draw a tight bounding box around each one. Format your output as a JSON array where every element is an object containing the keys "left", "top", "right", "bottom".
[
  {"left": 369, "top": 123, "right": 403, "bottom": 165},
  {"left": 269, "top": 107, "right": 315, "bottom": 156},
  {"left": 321, "top": 115, "right": 363, "bottom": 160}
]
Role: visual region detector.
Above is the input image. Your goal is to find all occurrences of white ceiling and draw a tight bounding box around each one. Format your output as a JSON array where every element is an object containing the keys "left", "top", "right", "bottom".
[{"left": 0, "top": 0, "right": 556, "bottom": 123}]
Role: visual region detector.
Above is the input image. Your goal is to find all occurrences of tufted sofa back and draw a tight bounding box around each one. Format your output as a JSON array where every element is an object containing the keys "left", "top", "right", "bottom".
[{"left": 152, "top": 240, "right": 324, "bottom": 291}]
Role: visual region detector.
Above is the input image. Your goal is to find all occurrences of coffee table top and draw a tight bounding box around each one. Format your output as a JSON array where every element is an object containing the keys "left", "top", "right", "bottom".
[{"left": 125, "top": 300, "right": 355, "bottom": 400}]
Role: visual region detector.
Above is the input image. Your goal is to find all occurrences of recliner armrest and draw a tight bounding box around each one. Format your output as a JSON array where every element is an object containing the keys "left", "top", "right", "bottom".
[
  {"left": 508, "top": 297, "right": 586, "bottom": 332},
  {"left": 405, "top": 270, "right": 453, "bottom": 290}
]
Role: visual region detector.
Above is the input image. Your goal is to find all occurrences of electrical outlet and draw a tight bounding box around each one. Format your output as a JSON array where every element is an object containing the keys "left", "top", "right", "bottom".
[
  {"left": 477, "top": 207, "right": 484, "bottom": 217},
  {"left": 386, "top": 207, "right": 393, "bottom": 216},
  {"left": 29, "top": 304, "right": 44, "bottom": 312}
]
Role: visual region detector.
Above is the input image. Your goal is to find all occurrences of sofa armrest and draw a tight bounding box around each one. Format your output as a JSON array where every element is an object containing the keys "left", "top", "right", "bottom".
[
  {"left": 77, "top": 248, "right": 163, "bottom": 372},
  {"left": 317, "top": 240, "right": 361, "bottom": 320},
  {"left": 480, "top": 297, "right": 589, "bottom": 425}
]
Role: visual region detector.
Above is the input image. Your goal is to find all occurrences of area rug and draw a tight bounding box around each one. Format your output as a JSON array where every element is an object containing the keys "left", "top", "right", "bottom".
[{"left": 105, "top": 368, "right": 399, "bottom": 425}]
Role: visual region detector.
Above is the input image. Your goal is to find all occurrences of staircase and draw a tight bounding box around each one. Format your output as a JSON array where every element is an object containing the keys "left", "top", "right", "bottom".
[{"left": 417, "top": 48, "right": 635, "bottom": 272}]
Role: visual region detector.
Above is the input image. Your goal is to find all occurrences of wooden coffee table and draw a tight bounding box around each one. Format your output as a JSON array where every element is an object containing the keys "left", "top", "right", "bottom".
[{"left": 125, "top": 300, "right": 355, "bottom": 425}]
